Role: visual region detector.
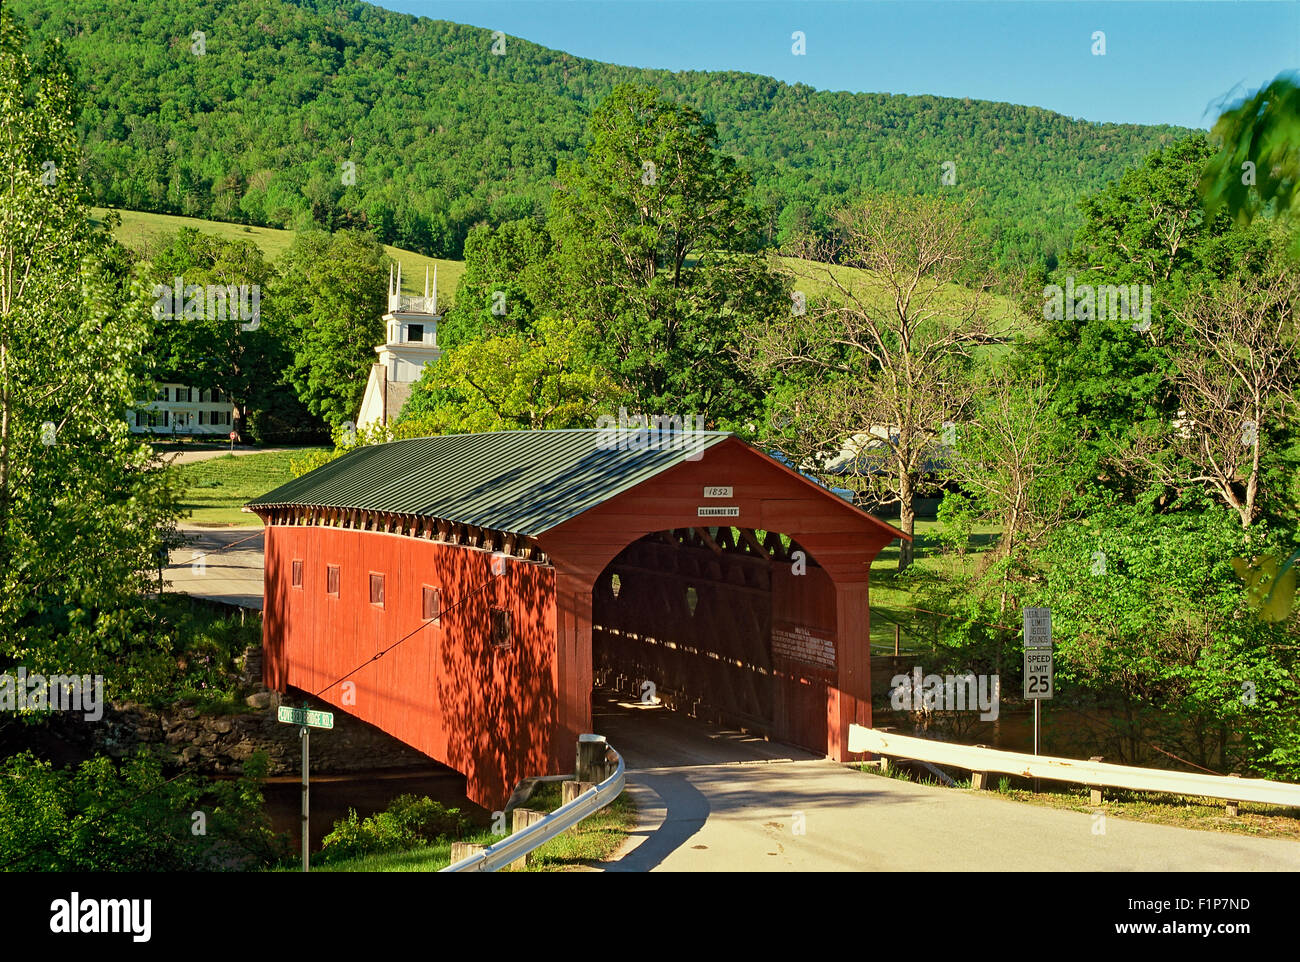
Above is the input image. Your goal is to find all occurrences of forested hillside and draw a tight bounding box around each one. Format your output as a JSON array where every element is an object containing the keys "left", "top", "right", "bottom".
[{"left": 14, "top": 0, "right": 1190, "bottom": 271}]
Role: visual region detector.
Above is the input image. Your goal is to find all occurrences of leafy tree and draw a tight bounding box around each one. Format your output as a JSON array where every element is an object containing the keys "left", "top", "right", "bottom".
[
  {"left": 1201, "top": 72, "right": 1300, "bottom": 249},
  {"left": 1032, "top": 489, "right": 1299, "bottom": 778},
  {"left": 399, "top": 314, "right": 618, "bottom": 433},
  {"left": 1131, "top": 251, "right": 1300, "bottom": 529},
  {"left": 0, "top": 749, "right": 288, "bottom": 870},
  {"left": 11, "top": 0, "right": 1188, "bottom": 277},
  {"left": 0, "top": 10, "right": 182, "bottom": 677},
  {"left": 549, "top": 83, "right": 782, "bottom": 425},
  {"left": 1232, "top": 550, "right": 1299, "bottom": 624},
  {"left": 142, "top": 227, "right": 284, "bottom": 438},
  {"left": 744, "top": 193, "right": 1000, "bottom": 570},
  {"left": 941, "top": 362, "right": 1077, "bottom": 617},
  {"left": 438, "top": 218, "right": 554, "bottom": 350},
  {"left": 1040, "top": 137, "right": 1274, "bottom": 456},
  {"left": 275, "top": 229, "right": 386, "bottom": 428}
]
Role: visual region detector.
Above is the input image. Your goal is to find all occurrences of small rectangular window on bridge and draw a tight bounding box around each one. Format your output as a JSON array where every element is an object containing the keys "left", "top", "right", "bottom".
[
  {"left": 370, "top": 573, "right": 385, "bottom": 607},
  {"left": 423, "top": 586, "right": 441, "bottom": 624},
  {"left": 490, "top": 607, "right": 512, "bottom": 649},
  {"left": 327, "top": 564, "right": 340, "bottom": 597},
  {"left": 292, "top": 560, "right": 303, "bottom": 588}
]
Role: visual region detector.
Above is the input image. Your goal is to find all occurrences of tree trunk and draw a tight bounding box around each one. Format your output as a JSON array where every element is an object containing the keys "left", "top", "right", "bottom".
[
  {"left": 0, "top": 334, "right": 9, "bottom": 594},
  {"left": 998, "top": 506, "right": 1018, "bottom": 618},
  {"left": 897, "top": 469, "right": 915, "bottom": 572}
]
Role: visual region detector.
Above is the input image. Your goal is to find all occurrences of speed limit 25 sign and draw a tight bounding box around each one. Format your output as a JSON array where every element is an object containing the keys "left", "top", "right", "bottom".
[
  {"left": 1024, "top": 647, "right": 1054, "bottom": 699},
  {"left": 1023, "top": 607, "right": 1054, "bottom": 700}
]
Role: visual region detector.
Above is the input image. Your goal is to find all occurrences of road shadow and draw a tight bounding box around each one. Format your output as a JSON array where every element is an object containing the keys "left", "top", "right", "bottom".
[{"left": 594, "top": 772, "right": 712, "bottom": 872}]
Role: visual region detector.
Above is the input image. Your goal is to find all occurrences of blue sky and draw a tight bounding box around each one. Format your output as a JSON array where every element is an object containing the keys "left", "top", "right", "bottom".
[{"left": 380, "top": 1, "right": 1297, "bottom": 129}]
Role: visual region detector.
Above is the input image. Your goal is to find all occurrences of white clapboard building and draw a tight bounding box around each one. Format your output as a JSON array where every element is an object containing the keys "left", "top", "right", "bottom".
[
  {"left": 129, "top": 384, "right": 238, "bottom": 436},
  {"left": 357, "top": 263, "right": 443, "bottom": 431}
]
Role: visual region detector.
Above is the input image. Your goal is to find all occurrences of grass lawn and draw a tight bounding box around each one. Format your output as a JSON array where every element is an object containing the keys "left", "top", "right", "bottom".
[
  {"left": 174, "top": 448, "right": 328, "bottom": 526},
  {"left": 93, "top": 208, "right": 465, "bottom": 304},
  {"left": 773, "top": 255, "right": 1029, "bottom": 338},
  {"left": 868, "top": 517, "right": 1004, "bottom": 653},
  {"left": 995, "top": 784, "right": 1300, "bottom": 841},
  {"left": 301, "top": 838, "right": 465, "bottom": 872},
  {"left": 305, "top": 783, "right": 637, "bottom": 872}
]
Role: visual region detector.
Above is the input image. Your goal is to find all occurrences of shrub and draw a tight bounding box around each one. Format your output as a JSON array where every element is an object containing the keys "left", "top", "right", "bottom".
[
  {"left": 384, "top": 793, "right": 469, "bottom": 839},
  {"left": 0, "top": 748, "right": 288, "bottom": 871},
  {"left": 115, "top": 594, "right": 260, "bottom": 709},
  {"left": 317, "top": 794, "right": 469, "bottom": 863}
]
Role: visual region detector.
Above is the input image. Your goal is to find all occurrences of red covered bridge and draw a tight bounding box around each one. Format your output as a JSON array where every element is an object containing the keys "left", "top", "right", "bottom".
[{"left": 248, "top": 429, "right": 907, "bottom": 809}]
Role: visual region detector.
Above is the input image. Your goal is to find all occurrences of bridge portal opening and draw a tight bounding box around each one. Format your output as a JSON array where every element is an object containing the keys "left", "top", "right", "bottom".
[{"left": 591, "top": 527, "right": 840, "bottom": 756}]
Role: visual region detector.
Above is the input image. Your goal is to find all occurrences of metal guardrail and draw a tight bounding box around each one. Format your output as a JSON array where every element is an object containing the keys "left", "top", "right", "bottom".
[
  {"left": 441, "top": 743, "right": 626, "bottom": 872},
  {"left": 849, "top": 725, "right": 1300, "bottom": 808}
]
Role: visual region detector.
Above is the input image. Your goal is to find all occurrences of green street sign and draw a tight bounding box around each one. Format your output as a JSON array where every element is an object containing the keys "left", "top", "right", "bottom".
[{"left": 277, "top": 706, "right": 334, "bottom": 729}]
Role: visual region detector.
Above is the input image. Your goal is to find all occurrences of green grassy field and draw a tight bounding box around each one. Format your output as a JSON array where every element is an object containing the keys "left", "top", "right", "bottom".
[
  {"left": 174, "top": 449, "right": 328, "bottom": 526},
  {"left": 303, "top": 783, "right": 637, "bottom": 872},
  {"left": 774, "top": 255, "right": 1028, "bottom": 338},
  {"left": 92, "top": 210, "right": 1027, "bottom": 330},
  {"left": 93, "top": 208, "right": 465, "bottom": 303}
]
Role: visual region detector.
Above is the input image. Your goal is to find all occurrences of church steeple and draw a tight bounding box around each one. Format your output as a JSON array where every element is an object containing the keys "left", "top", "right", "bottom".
[
  {"left": 388, "top": 261, "right": 438, "bottom": 316},
  {"left": 359, "top": 261, "right": 444, "bottom": 430}
]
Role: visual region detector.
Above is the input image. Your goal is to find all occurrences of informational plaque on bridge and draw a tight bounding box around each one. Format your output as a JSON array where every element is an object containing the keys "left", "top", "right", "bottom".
[{"left": 771, "top": 623, "right": 836, "bottom": 670}]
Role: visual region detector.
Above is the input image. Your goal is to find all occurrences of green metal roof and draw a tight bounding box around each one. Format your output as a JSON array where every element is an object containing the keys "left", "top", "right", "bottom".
[{"left": 246, "top": 428, "right": 732, "bottom": 537}]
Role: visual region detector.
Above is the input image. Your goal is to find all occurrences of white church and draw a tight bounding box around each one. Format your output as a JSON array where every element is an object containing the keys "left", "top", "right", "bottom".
[{"left": 357, "top": 263, "right": 443, "bottom": 430}]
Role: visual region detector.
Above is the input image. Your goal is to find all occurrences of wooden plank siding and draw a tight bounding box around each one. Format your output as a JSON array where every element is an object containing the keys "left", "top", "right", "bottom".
[
  {"left": 263, "top": 525, "right": 557, "bottom": 808},
  {"left": 770, "top": 563, "right": 839, "bottom": 753}
]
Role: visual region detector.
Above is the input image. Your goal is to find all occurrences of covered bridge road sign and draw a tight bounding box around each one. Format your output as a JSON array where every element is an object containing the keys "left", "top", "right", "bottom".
[
  {"left": 277, "top": 706, "right": 334, "bottom": 729},
  {"left": 277, "top": 704, "right": 333, "bottom": 872},
  {"left": 247, "top": 428, "right": 908, "bottom": 809}
]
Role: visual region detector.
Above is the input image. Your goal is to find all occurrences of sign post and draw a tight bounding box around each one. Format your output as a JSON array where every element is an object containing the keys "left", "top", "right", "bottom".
[
  {"left": 1022, "top": 607, "right": 1053, "bottom": 778},
  {"left": 301, "top": 719, "right": 308, "bottom": 871},
  {"left": 277, "top": 704, "right": 334, "bottom": 871}
]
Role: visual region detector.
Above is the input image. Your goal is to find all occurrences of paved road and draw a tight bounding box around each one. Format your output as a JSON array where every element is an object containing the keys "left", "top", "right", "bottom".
[
  {"left": 164, "top": 445, "right": 295, "bottom": 465},
  {"left": 161, "top": 445, "right": 292, "bottom": 606},
  {"left": 590, "top": 693, "right": 1300, "bottom": 872},
  {"left": 166, "top": 524, "right": 264, "bottom": 609}
]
